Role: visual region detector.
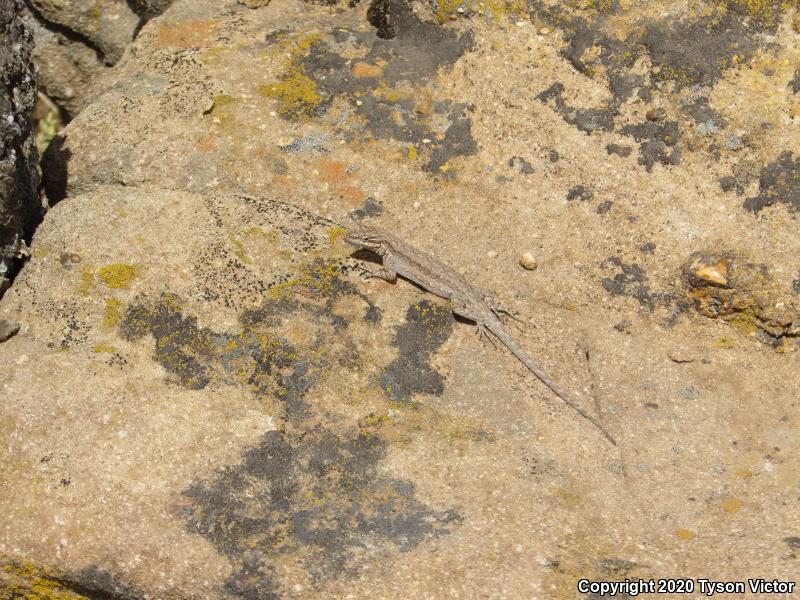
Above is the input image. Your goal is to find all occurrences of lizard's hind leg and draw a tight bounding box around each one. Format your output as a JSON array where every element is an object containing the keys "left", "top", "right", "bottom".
[
  {"left": 476, "top": 321, "right": 498, "bottom": 349},
  {"left": 482, "top": 290, "right": 524, "bottom": 322}
]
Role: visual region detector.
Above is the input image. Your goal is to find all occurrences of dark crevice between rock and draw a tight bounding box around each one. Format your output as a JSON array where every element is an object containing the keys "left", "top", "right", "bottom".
[
  {"left": 41, "top": 134, "right": 71, "bottom": 205},
  {"left": 1, "top": 0, "right": 41, "bottom": 299},
  {"left": 21, "top": 1, "right": 112, "bottom": 65}
]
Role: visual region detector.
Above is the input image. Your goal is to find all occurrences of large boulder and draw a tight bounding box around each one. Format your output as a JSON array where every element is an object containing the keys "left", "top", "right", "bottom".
[
  {"left": 0, "top": 0, "right": 40, "bottom": 296},
  {"left": 3, "top": 0, "right": 800, "bottom": 596}
]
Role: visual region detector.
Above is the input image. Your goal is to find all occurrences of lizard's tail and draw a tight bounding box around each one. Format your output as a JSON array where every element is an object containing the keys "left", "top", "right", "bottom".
[{"left": 492, "top": 321, "right": 617, "bottom": 446}]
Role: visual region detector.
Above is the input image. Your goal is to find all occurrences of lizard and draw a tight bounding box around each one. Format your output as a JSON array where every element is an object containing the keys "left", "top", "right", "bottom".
[{"left": 345, "top": 223, "right": 617, "bottom": 446}]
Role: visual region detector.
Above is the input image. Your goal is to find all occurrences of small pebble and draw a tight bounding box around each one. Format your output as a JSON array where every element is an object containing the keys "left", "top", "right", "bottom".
[
  {"left": 519, "top": 253, "right": 538, "bottom": 270},
  {"left": 538, "top": 27, "right": 550, "bottom": 35},
  {"left": 0, "top": 319, "right": 20, "bottom": 343},
  {"left": 487, "top": 250, "right": 498, "bottom": 259},
  {"left": 646, "top": 107, "right": 666, "bottom": 122},
  {"left": 668, "top": 350, "right": 695, "bottom": 363}
]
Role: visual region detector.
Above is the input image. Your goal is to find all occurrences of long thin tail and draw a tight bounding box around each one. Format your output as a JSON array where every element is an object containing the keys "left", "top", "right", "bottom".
[{"left": 491, "top": 320, "right": 617, "bottom": 446}]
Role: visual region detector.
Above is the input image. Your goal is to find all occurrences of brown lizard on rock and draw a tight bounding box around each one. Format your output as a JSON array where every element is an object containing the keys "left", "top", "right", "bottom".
[{"left": 345, "top": 224, "right": 616, "bottom": 446}]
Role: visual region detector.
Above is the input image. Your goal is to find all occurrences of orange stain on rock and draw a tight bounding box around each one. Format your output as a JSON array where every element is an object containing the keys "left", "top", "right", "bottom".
[
  {"left": 351, "top": 62, "right": 383, "bottom": 78},
  {"left": 721, "top": 498, "right": 743, "bottom": 513},
  {"left": 318, "top": 158, "right": 366, "bottom": 204},
  {"left": 155, "top": 20, "right": 219, "bottom": 49},
  {"left": 196, "top": 133, "right": 217, "bottom": 153}
]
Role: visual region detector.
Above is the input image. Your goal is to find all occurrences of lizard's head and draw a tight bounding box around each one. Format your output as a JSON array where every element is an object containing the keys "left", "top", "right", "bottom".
[{"left": 344, "top": 224, "right": 383, "bottom": 251}]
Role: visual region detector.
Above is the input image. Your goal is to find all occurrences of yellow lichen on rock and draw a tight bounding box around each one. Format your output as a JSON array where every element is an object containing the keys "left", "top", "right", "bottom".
[
  {"left": 103, "top": 297, "right": 124, "bottom": 329},
  {"left": 97, "top": 263, "right": 139, "bottom": 290},
  {"left": 0, "top": 555, "right": 90, "bottom": 599},
  {"left": 260, "top": 33, "right": 326, "bottom": 121}
]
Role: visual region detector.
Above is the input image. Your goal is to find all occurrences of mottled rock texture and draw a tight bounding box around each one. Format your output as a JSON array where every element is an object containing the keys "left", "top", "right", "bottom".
[
  {"left": 0, "top": 0, "right": 39, "bottom": 296},
  {"left": 3, "top": 0, "right": 800, "bottom": 597}
]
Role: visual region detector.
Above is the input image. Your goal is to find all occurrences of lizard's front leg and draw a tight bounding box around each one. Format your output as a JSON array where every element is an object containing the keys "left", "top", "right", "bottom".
[
  {"left": 452, "top": 297, "right": 495, "bottom": 345},
  {"left": 361, "top": 252, "right": 398, "bottom": 283}
]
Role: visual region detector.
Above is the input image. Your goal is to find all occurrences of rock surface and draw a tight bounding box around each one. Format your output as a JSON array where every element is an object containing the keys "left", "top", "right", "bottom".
[
  {"left": 0, "top": 0, "right": 40, "bottom": 296},
  {"left": 3, "top": 0, "right": 800, "bottom": 597}
]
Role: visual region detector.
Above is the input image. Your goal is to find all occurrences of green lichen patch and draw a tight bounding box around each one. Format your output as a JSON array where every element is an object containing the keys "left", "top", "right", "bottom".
[
  {"left": 266, "top": 260, "right": 348, "bottom": 302},
  {"left": 720, "top": 0, "right": 798, "bottom": 29},
  {"left": 260, "top": 66, "right": 325, "bottom": 121},
  {"left": 180, "top": 426, "right": 460, "bottom": 597}
]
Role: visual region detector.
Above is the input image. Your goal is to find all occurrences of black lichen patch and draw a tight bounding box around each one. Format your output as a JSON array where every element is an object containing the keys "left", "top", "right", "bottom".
[
  {"left": 792, "top": 276, "right": 800, "bottom": 294},
  {"left": 119, "top": 262, "right": 356, "bottom": 419},
  {"left": 643, "top": 12, "right": 757, "bottom": 89},
  {"left": 367, "top": 0, "right": 397, "bottom": 39},
  {"left": 790, "top": 67, "right": 800, "bottom": 94},
  {"left": 785, "top": 536, "right": 800, "bottom": 549},
  {"left": 566, "top": 185, "right": 593, "bottom": 201},
  {"left": 380, "top": 300, "right": 454, "bottom": 403},
  {"left": 606, "top": 143, "right": 632, "bottom": 157},
  {"left": 527, "top": 1, "right": 786, "bottom": 168},
  {"left": 121, "top": 294, "right": 216, "bottom": 390},
  {"left": 528, "top": 4, "right": 649, "bottom": 142},
  {"left": 743, "top": 151, "right": 800, "bottom": 214},
  {"left": 682, "top": 97, "right": 726, "bottom": 131},
  {"left": 536, "top": 83, "right": 615, "bottom": 134},
  {"left": 596, "top": 200, "right": 613, "bottom": 214},
  {"left": 289, "top": 1, "right": 475, "bottom": 174},
  {"left": 618, "top": 120, "right": 681, "bottom": 172},
  {"left": 424, "top": 105, "right": 478, "bottom": 174},
  {"left": 349, "top": 196, "right": 385, "bottom": 220},
  {"left": 556, "top": 14, "right": 644, "bottom": 105},
  {"left": 181, "top": 426, "right": 460, "bottom": 596},
  {"left": 360, "top": 0, "right": 473, "bottom": 85},
  {"left": 67, "top": 565, "right": 142, "bottom": 600},
  {"left": 601, "top": 256, "right": 672, "bottom": 310},
  {"left": 509, "top": 155, "right": 534, "bottom": 174},
  {"left": 719, "top": 174, "right": 744, "bottom": 195}
]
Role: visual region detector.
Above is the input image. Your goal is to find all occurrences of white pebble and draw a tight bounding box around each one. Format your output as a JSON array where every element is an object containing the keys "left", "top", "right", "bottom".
[{"left": 519, "top": 252, "right": 538, "bottom": 270}]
